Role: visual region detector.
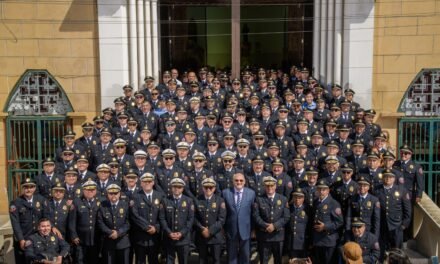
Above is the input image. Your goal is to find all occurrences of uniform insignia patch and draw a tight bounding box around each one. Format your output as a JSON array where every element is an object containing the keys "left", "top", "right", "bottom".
[
  {"left": 25, "top": 240, "right": 32, "bottom": 247},
  {"left": 174, "top": 172, "right": 178, "bottom": 177},
  {"left": 418, "top": 167, "right": 423, "bottom": 175},
  {"left": 367, "top": 201, "right": 371, "bottom": 208},
  {"left": 76, "top": 150, "right": 80, "bottom": 154},
  {"left": 277, "top": 200, "right": 282, "bottom": 206},
  {"left": 212, "top": 202, "right": 216, "bottom": 209},
  {"left": 395, "top": 191, "right": 400, "bottom": 197},
  {"left": 51, "top": 236, "right": 55, "bottom": 242},
  {"left": 349, "top": 186, "right": 354, "bottom": 192},
  {"left": 376, "top": 202, "right": 380, "bottom": 208},
  {"left": 323, "top": 204, "right": 328, "bottom": 210},
  {"left": 335, "top": 208, "right": 342, "bottom": 215},
  {"left": 175, "top": 136, "right": 179, "bottom": 141},
  {"left": 63, "top": 205, "right": 67, "bottom": 211},
  {"left": 119, "top": 208, "right": 124, "bottom": 214},
  {"left": 129, "top": 200, "right": 134, "bottom": 207},
  {"left": 409, "top": 165, "right": 414, "bottom": 170},
  {"left": 97, "top": 201, "right": 101, "bottom": 206},
  {"left": 154, "top": 199, "right": 159, "bottom": 205},
  {"left": 36, "top": 202, "right": 40, "bottom": 208},
  {"left": 110, "top": 149, "right": 114, "bottom": 154},
  {"left": 126, "top": 161, "right": 130, "bottom": 166},
  {"left": 300, "top": 210, "right": 305, "bottom": 217},
  {"left": 93, "top": 140, "right": 96, "bottom": 145},
  {"left": 9, "top": 205, "right": 16, "bottom": 213},
  {"left": 76, "top": 189, "right": 81, "bottom": 195},
  {"left": 287, "top": 182, "right": 293, "bottom": 188},
  {"left": 347, "top": 144, "right": 350, "bottom": 149},
  {"left": 278, "top": 179, "right": 283, "bottom": 185},
  {"left": 378, "top": 173, "right": 383, "bottom": 179},
  {"left": 363, "top": 160, "right": 367, "bottom": 165},
  {"left": 182, "top": 201, "right": 187, "bottom": 207},
  {"left": 221, "top": 202, "right": 226, "bottom": 209}
]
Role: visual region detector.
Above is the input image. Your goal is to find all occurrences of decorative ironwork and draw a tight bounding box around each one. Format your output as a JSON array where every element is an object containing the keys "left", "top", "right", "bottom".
[
  {"left": 4, "top": 70, "right": 73, "bottom": 115},
  {"left": 398, "top": 68, "right": 440, "bottom": 116},
  {"left": 399, "top": 119, "right": 440, "bottom": 204}
]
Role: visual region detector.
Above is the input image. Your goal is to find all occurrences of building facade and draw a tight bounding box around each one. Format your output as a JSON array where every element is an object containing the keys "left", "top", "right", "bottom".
[{"left": 0, "top": 0, "right": 439, "bottom": 212}]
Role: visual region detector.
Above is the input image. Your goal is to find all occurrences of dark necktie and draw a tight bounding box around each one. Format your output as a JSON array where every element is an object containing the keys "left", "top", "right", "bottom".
[
  {"left": 148, "top": 194, "right": 152, "bottom": 203},
  {"left": 175, "top": 198, "right": 179, "bottom": 205},
  {"left": 112, "top": 204, "right": 117, "bottom": 213},
  {"left": 235, "top": 192, "right": 242, "bottom": 211}
]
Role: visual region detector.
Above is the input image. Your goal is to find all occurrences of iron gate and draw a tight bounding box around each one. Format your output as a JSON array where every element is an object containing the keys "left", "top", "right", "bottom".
[
  {"left": 398, "top": 118, "right": 440, "bottom": 203},
  {"left": 6, "top": 116, "right": 72, "bottom": 201}
]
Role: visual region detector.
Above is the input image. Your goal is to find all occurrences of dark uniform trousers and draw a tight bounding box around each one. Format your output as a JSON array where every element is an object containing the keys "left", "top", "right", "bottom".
[
  {"left": 9, "top": 195, "right": 49, "bottom": 264},
  {"left": 159, "top": 195, "right": 194, "bottom": 264},
  {"left": 129, "top": 190, "right": 165, "bottom": 264},
  {"left": 288, "top": 204, "right": 309, "bottom": 258},
  {"left": 24, "top": 232, "right": 70, "bottom": 263},
  {"left": 97, "top": 200, "right": 130, "bottom": 264},
  {"left": 311, "top": 196, "right": 344, "bottom": 264},
  {"left": 194, "top": 195, "right": 226, "bottom": 264},
  {"left": 376, "top": 185, "right": 411, "bottom": 258},
  {"left": 253, "top": 194, "right": 290, "bottom": 264},
  {"left": 68, "top": 198, "right": 101, "bottom": 264}
]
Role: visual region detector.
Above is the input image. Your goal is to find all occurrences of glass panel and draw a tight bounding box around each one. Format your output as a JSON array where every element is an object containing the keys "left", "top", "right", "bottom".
[
  {"left": 160, "top": 1, "right": 231, "bottom": 71},
  {"left": 241, "top": 0, "right": 313, "bottom": 70}
]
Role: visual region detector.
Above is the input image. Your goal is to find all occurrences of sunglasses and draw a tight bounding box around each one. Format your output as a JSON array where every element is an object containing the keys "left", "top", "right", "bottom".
[
  {"left": 151, "top": 93, "right": 159, "bottom": 96},
  {"left": 64, "top": 153, "right": 73, "bottom": 156},
  {"left": 110, "top": 165, "right": 119, "bottom": 168},
  {"left": 279, "top": 110, "right": 288, "bottom": 113},
  {"left": 108, "top": 192, "right": 119, "bottom": 195},
  {"left": 208, "top": 143, "right": 218, "bottom": 146},
  {"left": 128, "top": 124, "right": 137, "bottom": 126},
  {"left": 204, "top": 186, "right": 214, "bottom": 190},
  {"left": 223, "top": 121, "right": 232, "bottom": 124},
  {"left": 234, "top": 179, "right": 244, "bottom": 182},
  {"left": 115, "top": 146, "right": 125, "bottom": 149},
  {"left": 164, "top": 157, "right": 174, "bottom": 160},
  {"left": 95, "top": 121, "right": 104, "bottom": 124},
  {"left": 223, "top": 160, "right": 233, "bottom": 163},
  {"left": 233, "top": 82, "right": 240, "bottom": 85},
  {"left": 238, "top": 145, "right": 248, "bottom": 148},
  {"left": 342, "top": 171, "right": 352, "bottom": 174},
  {"left": 268, "top": 87, "right": 276, "bottom": 90},
  {"left": 331, "top": 109, "right": 340, "bottom": 112},
  {"left": 194, "top": 159, "right": 204, "bottom": 163},
  {"left": 254, "top": 138, "right": 264, "bottom": 141},
  {"left": 135, "top": 96, "right": 144, "bottom": 99}
]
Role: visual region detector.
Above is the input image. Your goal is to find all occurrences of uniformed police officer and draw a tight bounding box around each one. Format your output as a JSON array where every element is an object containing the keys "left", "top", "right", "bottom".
[
  {"left": 96, "top": 164, "right": 115, "bottom": 201},
  {"left": 68, "top": 180, "right": 101, "bottom": 264},
  {"left": 194, "top": 178, "right": 226, "bottom": 264},
  {"left": 35, "top": 157, "right": 63, "bottom": 200},
  {"left": 187, "top": 152, "right": 214, "bottom": 200},
  {"left": 159, "top": 178, "right": 195, "bottom": 264},
  {"left": 288, "top": 188, "right": 310, "bottom": 259},
  {"left": 48, "top": 183, "right": 70, "bottom": 240},
  {"left": 345, "top": 176, "right": 381, "bottom": 239},
  {"left": 331, "top": 163, "right": 358, "bottom": 215},
  {"left": 253, "top": 176, "right": 290, "bottom": 264},
  {"left": 24, "top": 218, "right": 70, "bottom": 264},
  {"left": 345, "top": 217, "right": 380, "bottom": 264},
  {"left": 375, "top": 169, "right": 411, "bottom": 257},
  {"left": 129, "top": 173, "right": 165, "bottom": 264},
  {"left": 311, "top": 180, "right": 344, "bottom": 264},
  {"left": 10, "top": 178, "right": 49, "bottom": 264},
  {"left": 395, "top": 145, "right": 424, "bottom": 203},
  {"left": 97, "top": 184, "right": 131, "bottom": 264},
  {"left": 156, "top": 149, "right": 187, "bottom": 196}
]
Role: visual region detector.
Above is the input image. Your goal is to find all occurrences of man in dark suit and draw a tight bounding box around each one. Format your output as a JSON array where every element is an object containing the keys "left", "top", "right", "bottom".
[{"left": 222, "top": 172, "right": 256, "bottom": 264}]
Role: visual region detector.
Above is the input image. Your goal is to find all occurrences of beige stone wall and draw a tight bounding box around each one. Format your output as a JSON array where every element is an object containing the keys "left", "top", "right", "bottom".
[
  {"left": 0, "top": 1, "right": 100, "bottom": 212},
  {"left": 373, "top": 0, "right": 440, "bottom": 148}
]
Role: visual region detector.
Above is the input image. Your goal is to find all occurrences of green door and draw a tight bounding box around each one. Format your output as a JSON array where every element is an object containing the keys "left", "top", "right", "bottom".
[
  {"left": 398, "top": 118, "right": 440, "bottom": 203},
  {"left": 6, "top": 116, "right": 71, "bottom": 200}
]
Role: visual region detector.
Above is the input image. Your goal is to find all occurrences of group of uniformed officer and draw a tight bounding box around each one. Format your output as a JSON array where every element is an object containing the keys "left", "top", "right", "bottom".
[{"left": 10, "top": 66, "right": 425, "bottom": 264}]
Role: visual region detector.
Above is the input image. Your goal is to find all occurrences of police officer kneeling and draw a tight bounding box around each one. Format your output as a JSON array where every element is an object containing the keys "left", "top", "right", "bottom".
[
  {"left": 97, "top": 184, "right": 130, "bottom": 264},
  {"left": 253, "top": 176, "right": 290, "bottom": 264},
  {"left": 25, "top": 218, "right": 70, "bottom": 264},
  {"left": 344, "top": 217, "right": 380, "bottom": 264}
]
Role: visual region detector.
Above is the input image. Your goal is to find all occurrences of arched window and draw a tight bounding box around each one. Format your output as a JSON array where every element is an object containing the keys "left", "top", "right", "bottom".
[
  {"left": 398, "top": 68, "right": 440, "bottom": 116},
  {"left": 4, "top": 70, "right": 73, "bottom": 115}
]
